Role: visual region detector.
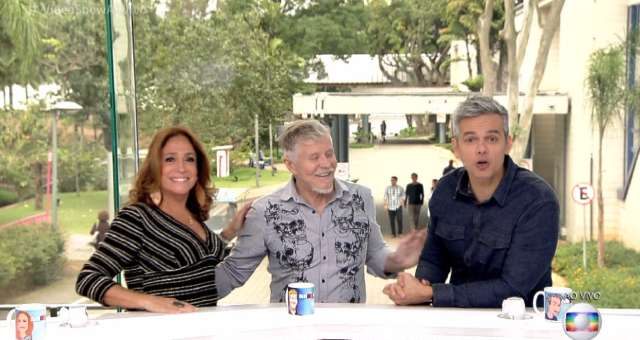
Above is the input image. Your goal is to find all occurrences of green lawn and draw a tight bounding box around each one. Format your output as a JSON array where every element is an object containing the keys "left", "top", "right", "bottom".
[
  {"left": 0, "top": 167, "right": 292, "bottom": 234},
  {"left": 213, "top": 167, "right": 291, "bottom": 188},
  {"left": 0, "top": 191, "right": 109, "bottom": 235}
]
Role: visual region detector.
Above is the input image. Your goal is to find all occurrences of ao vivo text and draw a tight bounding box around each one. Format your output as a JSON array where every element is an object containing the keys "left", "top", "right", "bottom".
[{"left": 563, "top": 292, "right": 602, "bottom": 300}]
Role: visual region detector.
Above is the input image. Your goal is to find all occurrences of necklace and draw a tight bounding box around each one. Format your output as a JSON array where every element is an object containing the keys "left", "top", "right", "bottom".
[{"left": 188, "top": 214, "right": 194, "bottom": 226}]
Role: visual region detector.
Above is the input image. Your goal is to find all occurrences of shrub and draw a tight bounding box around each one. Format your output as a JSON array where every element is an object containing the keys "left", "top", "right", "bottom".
[
  {"left": 0, "top": 189, "right": 19, "bottom": 208},
  {"left": 399, "top": 126, "right": 419, "bottom": 138},
  {"left": 462, "top": 75, "right": 484, "bottom": 92},
  {"left": 0, "top": 223, "right": 66, "bottom": 293},
  {"left": 553, "top": 240, "right": 640, "bottom": 308},
  {"left": 349, "top": 143, "right": 374, "bottom": 149}
]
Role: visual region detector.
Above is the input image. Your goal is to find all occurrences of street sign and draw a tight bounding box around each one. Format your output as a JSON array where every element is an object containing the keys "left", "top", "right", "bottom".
[
  {"left": 428, "top": 98, "right": 448, "bottom": 113},
  {"left": 335, "top": 163, "right": 349, "bottom": 181},
  {"left": 436, "top": 113, "right": 446, "bottom": 123},
  {"left": 572, "top": 183, "right": 595, "bottom": 205}
]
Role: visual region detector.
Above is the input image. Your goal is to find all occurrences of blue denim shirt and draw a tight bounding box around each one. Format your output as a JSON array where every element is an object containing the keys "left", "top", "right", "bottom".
[{"left": 416, "top": 155, "right": 559, "bottom": 308}]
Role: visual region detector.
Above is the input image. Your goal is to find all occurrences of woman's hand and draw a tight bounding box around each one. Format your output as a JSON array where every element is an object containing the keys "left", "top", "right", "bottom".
[
  {"left": 220, "top": 200, "right": 254, "bottom": 240},
  {"left": 142, "top": 295, "right": 198, "bottom": 314}
]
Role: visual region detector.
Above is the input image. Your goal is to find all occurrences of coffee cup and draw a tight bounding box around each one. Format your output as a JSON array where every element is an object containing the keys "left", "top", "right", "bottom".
[
  {"left": 500, "top": 297, "right": 526, "bottom": 320},
  {"left": 6, "top": 303, "right": 47, "bottom": 340},
  {"left": 285, "top": 282, "right": 314, "bottom": 316},
  {"left": 60, "top": 305, "right": 90, "bottom": 328},
  {"left": 533, "top": 287, "right": 573, "bottom": 322}
]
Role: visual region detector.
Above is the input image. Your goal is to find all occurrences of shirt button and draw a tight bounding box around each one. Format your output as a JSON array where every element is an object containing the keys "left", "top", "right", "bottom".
[
  {"left": 323, "top": 256, "right": 327, "bottom": 260},
  {"left": 312, "top": 210, "right": 316, "bottom": 214},
  {"left": 464, "top": 257, "right": 470, "bottom": 265},
  {"left": 322, "top": 279, "right": 326, "bottom": 283},
  {"left": 322, "top": 232, "right": 325, "bottom": 237}
]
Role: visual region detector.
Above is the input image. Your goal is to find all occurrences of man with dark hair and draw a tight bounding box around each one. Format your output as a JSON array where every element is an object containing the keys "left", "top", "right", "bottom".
[
  {"left": 443, "top": 160, "right": 456, "bottom": 175},
  {"left": 384, "top": 176, "right": 405, "bottom": 238},
  {"left": 384, "top": 95, "right": 559, "bottom": 308},
  {"left": 404, "top": 173, "right": 424, "bottom": 230}
]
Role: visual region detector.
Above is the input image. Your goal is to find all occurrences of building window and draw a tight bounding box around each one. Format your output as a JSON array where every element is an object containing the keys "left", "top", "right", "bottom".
[{"left": 625, "top": 5, "right": 640, "bottom": 186}]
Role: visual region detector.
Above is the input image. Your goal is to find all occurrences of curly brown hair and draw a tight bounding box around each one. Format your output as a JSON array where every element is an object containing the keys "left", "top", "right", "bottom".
[{"left": 127, "top": 126, "right": 216, "bottom": 222}]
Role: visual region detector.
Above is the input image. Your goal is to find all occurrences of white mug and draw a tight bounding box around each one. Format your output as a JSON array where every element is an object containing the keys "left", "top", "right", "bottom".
[
  {"left": 501, "top": 297, "right": 526, "bottom": 320},
  {"left": 60, "top": 305, "right": 90, "bottom": 328},
  {"left": 6, "top": 303, "right": 47, "bottom": 340},
  {"left": 533, "top": 287, "right": 573, "bottom": 322}
]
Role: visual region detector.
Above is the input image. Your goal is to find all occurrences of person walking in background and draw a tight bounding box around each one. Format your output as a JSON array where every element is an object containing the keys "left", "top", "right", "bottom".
[
  {"left": 443, "top": 159, "right": 456, "bottom": 175},
  {"left": 380, "top": 120, "right": 387, "bottom": 143},
  {"left": 404, "top": 173, "right": 424, "bottom": 230},
  {"left": 384, "top": 176, "right": 405, "bottom": 238},
  {"left": 90, "top": 210, "right": 111, "bottom": 248}
]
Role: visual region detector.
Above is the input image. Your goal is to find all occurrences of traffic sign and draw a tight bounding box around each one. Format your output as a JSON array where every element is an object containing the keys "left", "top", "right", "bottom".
[
  {"left": 428, "top": 98, "right": 448, "bottom": 113},
  {"left": 572, "top": 183, "right": 595, "bottom": 205},
  {"left": 436, "top": 113, "right": 446, "bottom": 123}
]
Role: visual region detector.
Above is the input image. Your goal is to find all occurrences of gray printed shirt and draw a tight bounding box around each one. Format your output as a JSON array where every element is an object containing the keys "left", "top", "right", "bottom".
[{"left": 215, "top": 177, "right": 395, "bottom": 303}]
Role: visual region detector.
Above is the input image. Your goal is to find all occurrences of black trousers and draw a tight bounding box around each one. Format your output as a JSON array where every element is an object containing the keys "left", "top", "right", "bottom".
[{"left": 388, "top": 207, "right": 403, "bottom": 236}]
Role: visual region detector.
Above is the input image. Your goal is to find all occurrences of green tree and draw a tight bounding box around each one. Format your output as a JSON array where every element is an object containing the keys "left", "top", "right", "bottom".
[
  {"left": 584, "top": 45, "right": 626, "bottom": 269},
  {"left": 0, "top": 0, "right": 40, "bottom": 71},
  {"left": 0, "top": 100, "right": 50, "bottom": 208}
]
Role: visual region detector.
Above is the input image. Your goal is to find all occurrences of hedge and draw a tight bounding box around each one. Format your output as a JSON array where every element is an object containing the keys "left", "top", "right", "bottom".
[
  {"left": 553, "top": 240, "right": 639, "bottom": 309},
  {"left": 0, "top": 223, "right": 66, "bottom": 295}
]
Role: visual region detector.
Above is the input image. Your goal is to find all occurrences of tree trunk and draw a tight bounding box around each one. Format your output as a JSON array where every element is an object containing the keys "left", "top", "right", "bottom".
[
  {"left": 478, "top": 0, "right": 497, "bottom": 96},
  {"left": 517, "top": 0, "right": 538, "bottom": 72},
  {"left": 465, "top": 39, "right": 473, "bottom": 78},
  {"left": 80, "top": 120, "right": 85, "bottom": 152},
  {"left": 502, "top": 0, "right": 520, "bottom": 135},
  {"left": 9, "top": 85, "right": 14, "bottom": 109},
  {"left": 405, "top": 114, "right": 413, "bottom": 127},
  {"left": 34, "top": 162, "right": 43, "bottom": 210},
  {"left": 510, "top": 0, "right": 566, "bottom": 164},
  {"left": 497, "top": 42, "right": 509, "bottom": 92},
  {"left": 597, "top": 127, "right": 605, "bottom": 268},
  {"left": 414, "top": 115, "right": 428, "bottom": 135},
  {"left": 74, "top": 122, "right": 80, "bottom": 197}
]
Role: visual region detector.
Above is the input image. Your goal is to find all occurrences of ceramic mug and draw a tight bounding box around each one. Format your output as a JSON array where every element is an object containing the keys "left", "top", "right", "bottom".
[
  {"left": 6, "top": 303, "right": 47, "bottom": 340},
  {"left": 285, "top": 282, "right": 314, "bottom": 316},
  {"left": 501, "top": 297, "right": 526, "bottom": 320},
  {"left": 533, "top": 287, "right": 573, "bottom": 322},
  {"left": 60, "top": 305, "right": 90, "bottom": 328}
]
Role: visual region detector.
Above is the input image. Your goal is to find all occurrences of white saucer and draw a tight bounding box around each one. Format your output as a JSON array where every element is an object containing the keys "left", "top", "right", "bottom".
[
  {"left": 497, "top": 313, "right": 533, "bottom": 320},
  {"left": 59, "top": 320, "right": 99, "bottom": 328}
]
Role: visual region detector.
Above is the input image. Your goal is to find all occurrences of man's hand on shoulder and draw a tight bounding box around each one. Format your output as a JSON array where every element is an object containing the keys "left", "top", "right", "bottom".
[{"left": 383, "top": 272, "right": 432, "bottom": 305}]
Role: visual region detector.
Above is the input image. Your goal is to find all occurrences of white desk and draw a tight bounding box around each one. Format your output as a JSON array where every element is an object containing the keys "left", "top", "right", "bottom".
[{"left": 1, "top": 304, "right": 637, "bottom": 339}]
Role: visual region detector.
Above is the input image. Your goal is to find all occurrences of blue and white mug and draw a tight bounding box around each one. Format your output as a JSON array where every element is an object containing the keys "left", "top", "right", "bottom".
[
  {"left": 285, "top": 282, "right": 315, "bottom": 316},
  {"left": 6, "top": 303, "right": 47, "bottom": 340},
  {"left": 534, "top": 287, "right": 573, "bottom": 322}
]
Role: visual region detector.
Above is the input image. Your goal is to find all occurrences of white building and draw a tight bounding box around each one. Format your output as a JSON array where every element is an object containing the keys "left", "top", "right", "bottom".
[{"left": 296, "top": 0, "right": 640, "bottom": 251}]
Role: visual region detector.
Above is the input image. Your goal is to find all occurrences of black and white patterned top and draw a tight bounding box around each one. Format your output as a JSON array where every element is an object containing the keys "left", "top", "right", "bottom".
[{"left": 76, "top": 202, "right": 225, "bottom": 308}]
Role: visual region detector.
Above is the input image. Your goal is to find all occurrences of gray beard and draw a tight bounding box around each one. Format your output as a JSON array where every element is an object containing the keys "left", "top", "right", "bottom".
[{"left": 312, "top": 186, "right": 334, "bottom": 195}]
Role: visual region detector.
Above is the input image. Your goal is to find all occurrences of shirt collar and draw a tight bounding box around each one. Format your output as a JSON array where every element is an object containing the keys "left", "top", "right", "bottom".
[
  {"left": 280, "top": 175, "right": 350, "bottom": 203},
  {"left": 455, "top": 155, "right": 517, "bottom": 206}
]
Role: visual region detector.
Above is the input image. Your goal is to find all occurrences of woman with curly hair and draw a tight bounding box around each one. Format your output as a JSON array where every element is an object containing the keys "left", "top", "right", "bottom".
[{"left": 76, "top": 126, "right": 251, "bottom": 313}]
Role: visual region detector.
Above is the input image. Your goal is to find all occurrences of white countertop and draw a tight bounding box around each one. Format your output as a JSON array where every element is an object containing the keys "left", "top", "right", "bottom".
[{"left": 1, "top": 304, "right": 637, "bottom": 339}]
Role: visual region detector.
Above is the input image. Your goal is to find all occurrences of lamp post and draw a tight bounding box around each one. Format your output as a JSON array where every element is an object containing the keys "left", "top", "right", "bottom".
[{"left": 50, "top": 101, "right": 83, "bottom": 230}]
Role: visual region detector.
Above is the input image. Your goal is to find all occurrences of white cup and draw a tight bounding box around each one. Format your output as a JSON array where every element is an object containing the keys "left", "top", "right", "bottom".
[
  {"left": 6, "top": 303, "right": 47, "bottom": 340},
  {"left": 501, "top": 297, "right": 526, "bottom": 320},
  {"left": 60, "top": 305, "right": 90, "bottom": 328}
]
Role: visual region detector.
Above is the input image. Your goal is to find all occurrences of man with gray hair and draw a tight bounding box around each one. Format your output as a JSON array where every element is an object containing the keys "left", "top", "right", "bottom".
[
  {"left": 383, "top": 95, "right": 559, "bottom": 308},
  {"left": 216, "top": 119, "right": 426, "bottom": 303}
]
